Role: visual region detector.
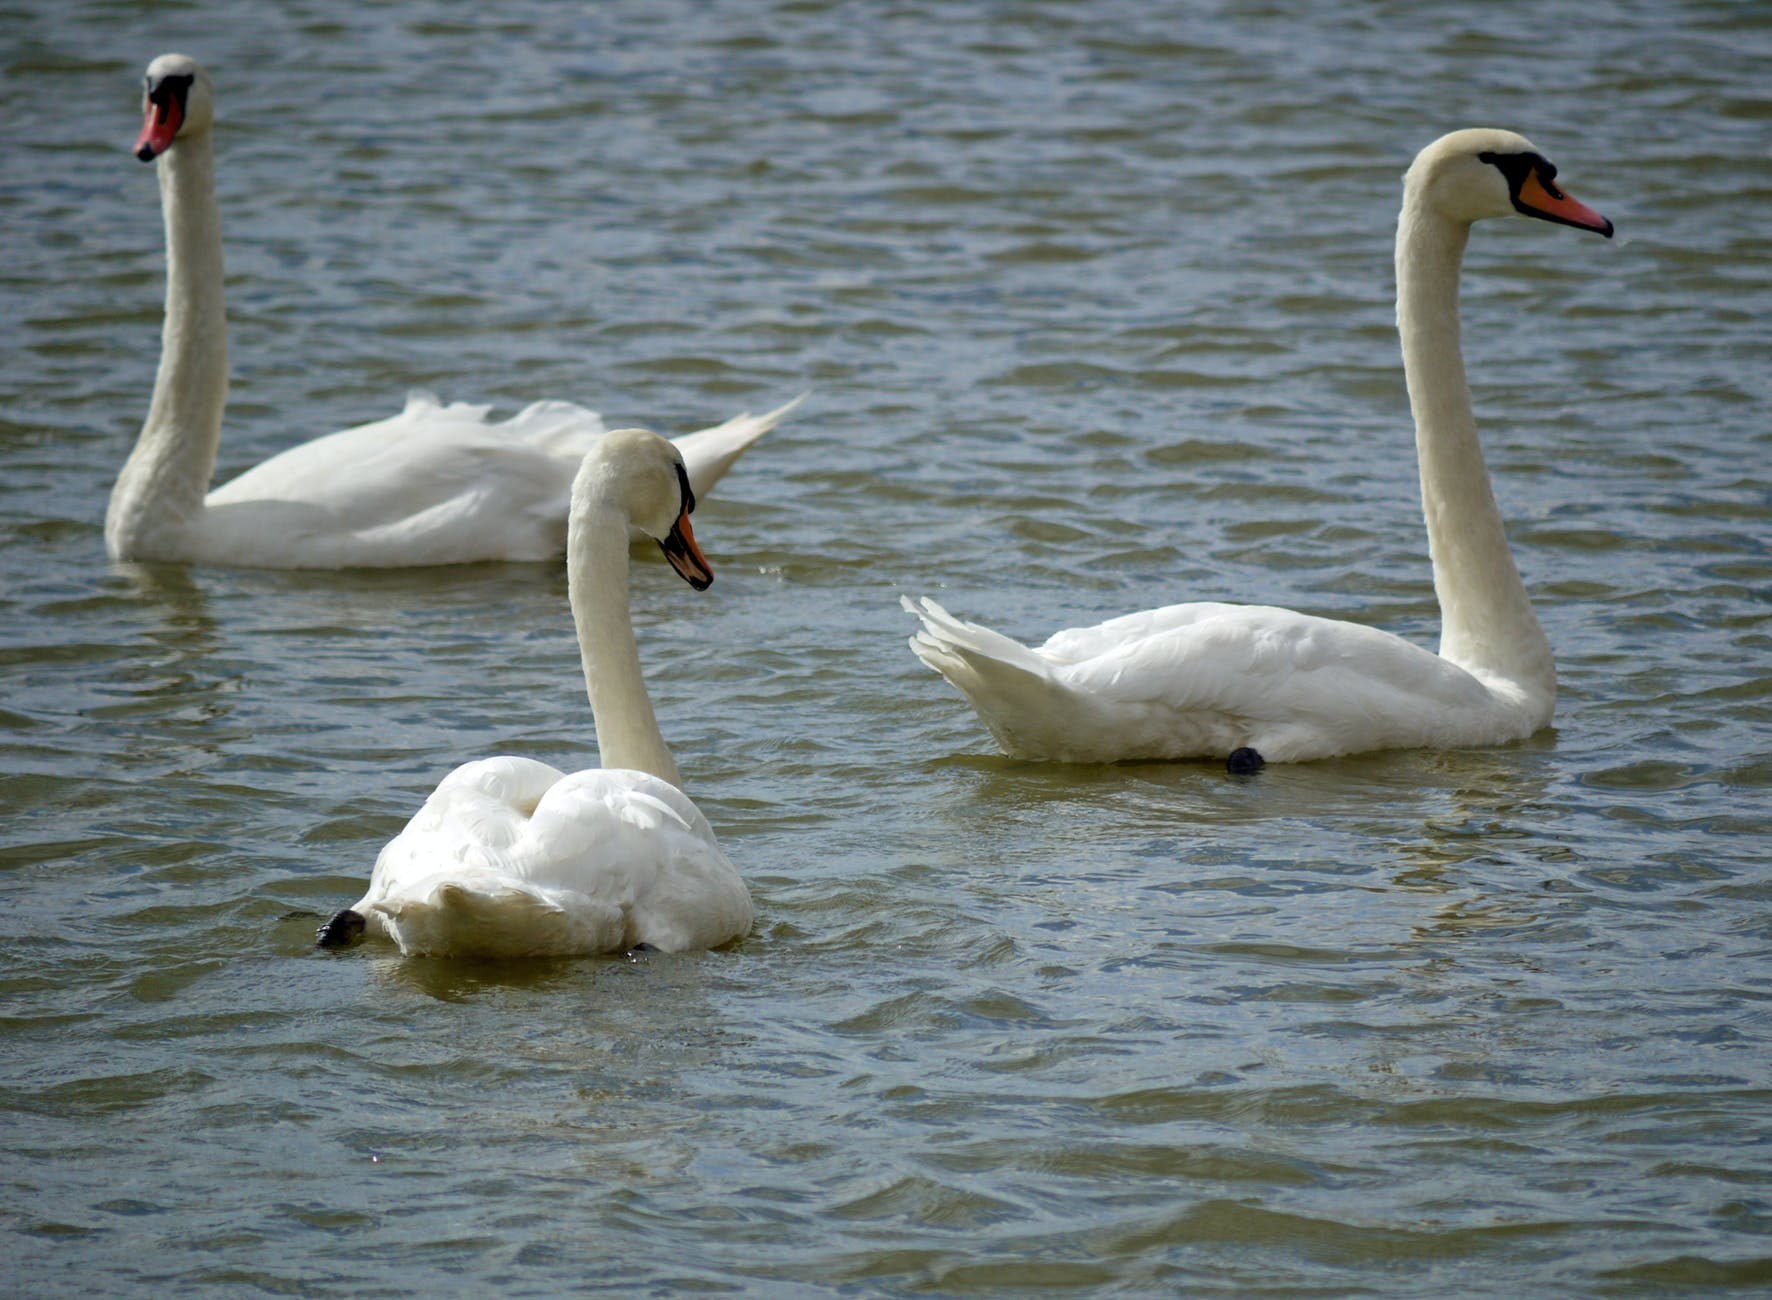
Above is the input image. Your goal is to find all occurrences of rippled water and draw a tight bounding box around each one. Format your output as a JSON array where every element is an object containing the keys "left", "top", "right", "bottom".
[{"left": 5, "top": 0, "right": 1770, "bottom": 1292}]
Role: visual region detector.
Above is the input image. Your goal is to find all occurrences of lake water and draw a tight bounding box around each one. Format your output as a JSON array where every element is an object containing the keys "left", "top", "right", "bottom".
[{"left": 4, "top": 0, "right": 1770, "bottom": 1293}]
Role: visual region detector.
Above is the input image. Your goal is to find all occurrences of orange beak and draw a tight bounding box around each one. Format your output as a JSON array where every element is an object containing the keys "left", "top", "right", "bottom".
[
  {"left": 659, "top": 509, "right": 714, "bottom": 590},
  {"left": 134, "top": 92, "right": 183, "bottom": 161},
  {"left": 1517, "top": 170, "right": 1614, "bottom": 238}
]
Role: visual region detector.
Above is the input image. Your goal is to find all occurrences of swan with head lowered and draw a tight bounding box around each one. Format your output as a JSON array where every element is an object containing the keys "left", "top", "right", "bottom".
[
  {"left": 316, "top": 427, "right": 752, "bottom": 958},
  {"left": 903, "top": 129, "right": 1614, "bottom": 772},
  {"left": 111, "top": 53, "right": 803, "bottom": 569}
]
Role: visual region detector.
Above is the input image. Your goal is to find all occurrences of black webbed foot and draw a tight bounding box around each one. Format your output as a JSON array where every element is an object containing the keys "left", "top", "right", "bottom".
[
  {"left": 315, "top": 909, "right": 366, "bottom": 949},
  {"left": 1226, "top": 747, "right": 1265, "bottom": 775}
]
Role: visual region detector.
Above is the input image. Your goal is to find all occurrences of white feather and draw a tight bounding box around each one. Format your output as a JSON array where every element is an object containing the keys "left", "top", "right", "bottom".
[
  {"left": 360, "top": 759, "right": 749, "bottom": 958},
  {"left": 333, "top": 430, "right": 753, "bottom": 959},
  {"left": 109, "top": 54, "right": 803, "bottom": 569},
  {"left": 904, "top": 128, "right": 1614, "bottom": 766}
]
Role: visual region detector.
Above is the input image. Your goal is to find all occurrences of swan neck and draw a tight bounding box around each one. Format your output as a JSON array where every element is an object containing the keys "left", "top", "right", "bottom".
[
  {"left": 1396, "top": 197, "right": 1553, "bottom": 696},
  {"left": 569, "top": 500, "right": 685, "bottom": 789},
  {"left": 108, "top": 132, "right": 228, "bottom": 560}
]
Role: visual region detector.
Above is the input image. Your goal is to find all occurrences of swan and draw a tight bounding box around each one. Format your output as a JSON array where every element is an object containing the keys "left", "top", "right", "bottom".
[
  {"left": 111, "top": 53, "right": 803, "bottom": 569},
  {"left": 316, "top": 427, "right": 752, "bottom": 958},
  {"left": 903, "top": 128, "right": 1615, "bottom": 772}
]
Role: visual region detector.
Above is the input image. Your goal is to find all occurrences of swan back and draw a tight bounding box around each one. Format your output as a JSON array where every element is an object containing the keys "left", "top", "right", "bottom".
[{"left": 357, "top": 758, "right": 751, "bottom": 958}]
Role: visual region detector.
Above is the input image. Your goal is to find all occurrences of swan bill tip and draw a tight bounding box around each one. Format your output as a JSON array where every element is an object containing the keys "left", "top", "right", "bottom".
[
  {"left": 316, "top": 908, "right": 367, "bottom": 949},
  {"left": 1226, "top": 747, "right": 1266, "bottom": 775}
]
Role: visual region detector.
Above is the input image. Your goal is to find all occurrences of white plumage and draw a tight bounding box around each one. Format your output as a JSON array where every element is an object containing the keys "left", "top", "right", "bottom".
[
  {"left": 905, "top": 128, "right": 1615, "bottom": 768},
  {"left": 904, "top": 596, "right": 1528, "bottom": 766},
  {"left": 355, "top": 759, "right": 749, "bottom": 958},
  {"left": 189, "top": 389, "right": 799, "bottom": 568},
  {"left": 110, "top": 53, "right": 802, "bottom": 569},
  {"left": 320, "top": 428, "right": 752, "bottom": 958}
]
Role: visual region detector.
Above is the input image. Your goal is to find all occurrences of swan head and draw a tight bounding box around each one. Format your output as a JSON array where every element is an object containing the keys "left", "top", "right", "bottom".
[
  {"left": 574, "top": 428, "right": 714, "bottom": 590},
  {"left": 1405, "top": 128, "right": 1613, "bottom": 238},
  {"left": 135, "top": 53, "right": 215, "bottom": 162}
]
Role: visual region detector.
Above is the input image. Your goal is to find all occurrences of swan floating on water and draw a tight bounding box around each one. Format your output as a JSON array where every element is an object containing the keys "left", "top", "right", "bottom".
[
  {"left": 111, "top": 53, "right": 802, "bottom": 569},
  {"left": 904, "top": 128, "right": 1614, "bottom": 771},
  {"left": 317, "top": 427, "right": 752, "bottom": 958}
]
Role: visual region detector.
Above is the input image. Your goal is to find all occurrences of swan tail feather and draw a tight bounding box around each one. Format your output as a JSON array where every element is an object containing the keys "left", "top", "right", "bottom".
[
  {"left": 377, "top": 881, "right": 621, "bottom": 959},
  {"left": 901, "top": 595, "right": 1050, "bottom": 685},
  {"left": 671, "top": 392, "right": 808, "bottom": 502},
  {"left": 401, "top": 388, "right": 494, "bottom": 423},
  {"left": 902, "top": 595, "right": 1091, "bottom": 757}
]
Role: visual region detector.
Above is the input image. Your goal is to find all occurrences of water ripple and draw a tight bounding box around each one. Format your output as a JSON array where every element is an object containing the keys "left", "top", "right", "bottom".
[{"left": 3, "top": 0, "right": 1771, "bottom": 1293}]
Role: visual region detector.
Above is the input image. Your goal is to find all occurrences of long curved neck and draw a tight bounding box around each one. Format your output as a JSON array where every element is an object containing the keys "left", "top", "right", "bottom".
[
  {"left": 1396, "top": 197, "right": 1553, "bottom": 698},
  {"left": 107, "top": 130, "right": 228, "bottom": 560},
  {"left": 568, "top": 500, "right": 684, "bottom": 789}
]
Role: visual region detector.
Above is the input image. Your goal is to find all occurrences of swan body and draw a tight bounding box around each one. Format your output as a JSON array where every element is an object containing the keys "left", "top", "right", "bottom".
[
  {"left": 112, "top": 53, "right": 802, "bottom": 569},
  {"left": 320, "top": 428, "right": 752, "bottom": 958},
  {"left": 348, "top": 758, "right": 746, "bottom": 957},
  {"left": 905, "top": 129, "right": 1615, "bottom": 768},
  {"left": 903, "top": 596, "right": 1541, "bottom": 766}
]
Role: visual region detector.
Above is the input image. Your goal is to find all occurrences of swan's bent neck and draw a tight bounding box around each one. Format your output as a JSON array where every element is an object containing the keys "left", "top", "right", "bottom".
[
  {"left": 569, "top": 501, "right": 685, "bottom": 789},
  {"left": 107, "top": 131, "right": 228, "bottom": 561},
  {"left": 1396, "top": 197, "right": 1554, "bottom": 706}
]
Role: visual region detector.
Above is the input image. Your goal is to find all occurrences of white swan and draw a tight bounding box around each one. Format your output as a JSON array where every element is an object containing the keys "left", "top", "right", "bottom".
[
  {"left": 111, "top": 53, "right": 803, "bottom": 569},
  {"left": 317, "top": 427, "right": 752, "bottom": 958},
  {"left": 904, "top": 128, "right": 1615, "bottom": 771}
]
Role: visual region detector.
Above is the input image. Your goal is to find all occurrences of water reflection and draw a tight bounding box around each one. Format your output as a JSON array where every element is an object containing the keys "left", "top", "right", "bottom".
[
  {"left": 372, "top": 950, "right": 599, "bottom": 1002},
  {"left": 97, "top": 560, "right": 237, "bottom": 744},
  {"left": 117, "top": 559, "right": 215, "bottom": 643}
]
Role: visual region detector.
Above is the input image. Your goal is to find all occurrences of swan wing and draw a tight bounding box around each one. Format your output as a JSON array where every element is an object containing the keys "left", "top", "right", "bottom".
[
  {"left": 358, "top": 756, "right": 612, "bottom": 957},
  {"left": 1061, "top": 604, "right": 1498, "bottom": 755},
  {"left": 905, "top": 596, "right": 1503, "bottom": 763},
  {"left": 521, "top": 769, "right": 752, "bottom": 954},
  {"left": 1036, "top": 601, "right": 1257, "bottom": 663},
  {"left": 201, "top": 393, "right": 603, "bottom": 565},
  {"left": 197, "top": 391, "right": 805, "bottom": 567}
]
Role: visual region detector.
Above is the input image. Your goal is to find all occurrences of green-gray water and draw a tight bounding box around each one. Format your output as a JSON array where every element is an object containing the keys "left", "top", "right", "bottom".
[{"left": 4, "top": 1, "right": 1769, "bottom": 1293}]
